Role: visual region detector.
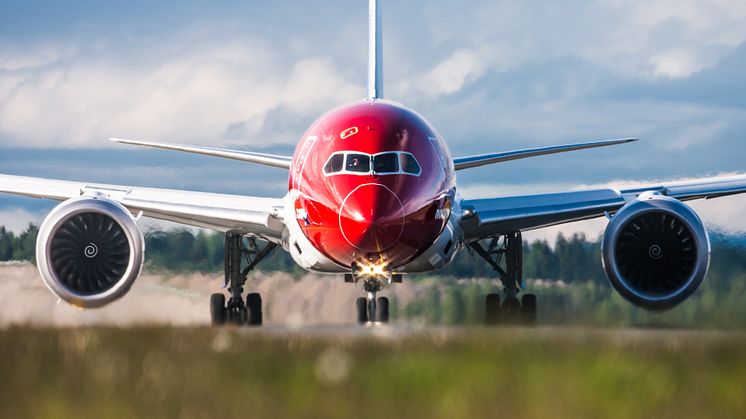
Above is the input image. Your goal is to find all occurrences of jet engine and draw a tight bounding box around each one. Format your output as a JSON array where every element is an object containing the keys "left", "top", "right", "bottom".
[
  {"left": 35, "top": 195, "right": 144, "bottom": 308},
  {"left": 601, "top": 193, "right": 710, "bottom": 310}
]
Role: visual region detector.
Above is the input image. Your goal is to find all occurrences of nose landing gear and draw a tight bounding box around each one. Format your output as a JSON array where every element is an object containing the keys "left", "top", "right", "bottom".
[
  {"left": 353, "top": 278, "right": 390, "bottom": 325},
  {"left": 348, "top": 262, "right": 395, "bottom": 325}
]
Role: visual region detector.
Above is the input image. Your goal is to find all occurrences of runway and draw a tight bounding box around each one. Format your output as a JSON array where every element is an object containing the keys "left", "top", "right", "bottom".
[{"left": 0, "top": 262, "right": 419, "bottom": 327}]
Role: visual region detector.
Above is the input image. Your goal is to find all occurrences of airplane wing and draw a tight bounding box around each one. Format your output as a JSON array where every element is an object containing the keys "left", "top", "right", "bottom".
[
  {"left": 0, "top": 174, "right": 286, "bottom": 242},
  {"left": 110, "top": 138, "right": 293, "bottom": 169},
  {"left": 459, "top": 174, "right": 746, "bottom": 241},
  {"left": 453, "top": 138, "right": 637, "bottom": 170}
]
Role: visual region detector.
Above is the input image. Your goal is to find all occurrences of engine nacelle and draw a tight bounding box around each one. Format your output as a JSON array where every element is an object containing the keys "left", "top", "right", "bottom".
[
  {"left": 36, "top": 195, "right": 144, "bottom": 308},
  {"left": 602, "top": 193, "right": 710, "bottom": 311}
]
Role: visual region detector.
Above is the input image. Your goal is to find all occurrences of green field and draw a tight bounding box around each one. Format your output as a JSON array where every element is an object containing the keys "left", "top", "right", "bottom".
[{"left": 1, "top": 326, "right": 745, "bottom": 419}]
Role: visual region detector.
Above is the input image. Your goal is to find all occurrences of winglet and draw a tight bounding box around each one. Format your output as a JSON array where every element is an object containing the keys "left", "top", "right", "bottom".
[{"left": 110, "top": 138, "right": 293, "bottom": 169}]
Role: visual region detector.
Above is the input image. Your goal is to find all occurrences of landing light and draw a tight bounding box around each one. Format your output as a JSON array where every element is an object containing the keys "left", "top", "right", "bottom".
[{"left": 360, "top": 263, "right": 388, "bottom": 277}]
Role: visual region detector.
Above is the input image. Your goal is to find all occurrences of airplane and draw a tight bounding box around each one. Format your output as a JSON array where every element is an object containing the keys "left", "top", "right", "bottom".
[{"left": 1, "top": 0, "right": 744, "bottom": 326}]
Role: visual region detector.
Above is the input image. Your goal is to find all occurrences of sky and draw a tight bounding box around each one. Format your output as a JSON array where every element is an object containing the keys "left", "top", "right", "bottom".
[{"left": 1, "top": 0, "right": 746, "bottom": 240}]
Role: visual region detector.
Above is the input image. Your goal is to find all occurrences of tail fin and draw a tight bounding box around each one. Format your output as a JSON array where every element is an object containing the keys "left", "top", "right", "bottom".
[{"left": 367, "top": 0, "right": 383, "bottom": 99}]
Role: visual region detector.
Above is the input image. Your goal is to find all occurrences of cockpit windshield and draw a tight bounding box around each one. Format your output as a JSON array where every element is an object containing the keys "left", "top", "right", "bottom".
[{"left": 323, "top": 151, "right": 420, "bottom": 176}]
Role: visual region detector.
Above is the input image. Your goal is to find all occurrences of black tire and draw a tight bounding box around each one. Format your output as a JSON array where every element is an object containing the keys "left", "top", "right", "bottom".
[
  {"left": 227, "top": 306, "right": 246, "bottom": 325},
  {"left": 210, "top": 293, "right": 227, "bottom": 325},
  {"left": 356, "top": 297, "right": 368, "bottom": 324},
  {"left": 485, "top": 293, "right": 501, "bottom": 325},
  {"left": 502, "top": 296, "right": 520, "bottom": 323},
  {"left": 521, "top": 293, "right": 537, "bottom": 325},
  {"left": 368, "top": 298, "right": 377, "bottom": 323},
  {"left": 246, "top": 293, "right": 263, "bottom": 326},
  {"left": 377, "top": 297, "right": 390, "bottom": 323}
]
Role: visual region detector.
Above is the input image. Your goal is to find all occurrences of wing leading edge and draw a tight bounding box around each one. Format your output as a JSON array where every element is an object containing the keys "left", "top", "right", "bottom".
[
  {"left": 453, "top": 138, "right": 637, "bottom": 170},
  {"left": 460, "top": 174, "right": 746, "bottom": 241},
  {"left": 110, "top": 138, "right": 293, "bottom": 169},
  {"left": 0, "top": 174, "right": 285, "bottom": 242}
]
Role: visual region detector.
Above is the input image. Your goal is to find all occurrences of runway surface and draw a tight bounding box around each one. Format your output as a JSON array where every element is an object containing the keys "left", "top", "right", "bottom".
[{"left": 0, "top": 262, "right": 420, "bottom": 327}]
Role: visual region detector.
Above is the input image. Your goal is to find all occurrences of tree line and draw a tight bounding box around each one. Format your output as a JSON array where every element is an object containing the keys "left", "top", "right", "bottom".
[
  {"left": 4, "top": 223, "right": 746, "bottom": 326},
  {"left": 2, "top": 223, "right": 744, "bottom": 289},
  {"left": 0, "top": 224, "right": 613, "bottom": 280}
]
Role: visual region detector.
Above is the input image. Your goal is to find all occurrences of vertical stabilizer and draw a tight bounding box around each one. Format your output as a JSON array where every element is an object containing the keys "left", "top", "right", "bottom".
[{"left": 367, "top": 0, "right": 383, "bottom": 99}]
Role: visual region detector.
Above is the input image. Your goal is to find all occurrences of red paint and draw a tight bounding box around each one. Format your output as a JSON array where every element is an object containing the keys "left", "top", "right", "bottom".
[{"left": 289, "top": 100, "right": 455, "bottom": 269}]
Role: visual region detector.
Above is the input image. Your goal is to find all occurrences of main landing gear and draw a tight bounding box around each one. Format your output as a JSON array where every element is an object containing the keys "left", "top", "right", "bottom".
[
  {"left": 470, "top": 231, "right": 537, "bottom": 325},
  {"left": 210, "top": 233, "right": 277, "bottom": 326}
]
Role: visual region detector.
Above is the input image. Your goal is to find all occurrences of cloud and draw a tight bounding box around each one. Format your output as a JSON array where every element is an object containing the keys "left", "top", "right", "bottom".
[
  {"left": 0, "top": 37, "right": 361, "bottom": 148},
  {"left": 651, "top": 49, "right": 709, "bottom": 79},
  {"left": 418, "top": 50, "right": 486, "bottom": 97},
  {"left": 1, "top": 0, "right": 745, "bottom": 155}
]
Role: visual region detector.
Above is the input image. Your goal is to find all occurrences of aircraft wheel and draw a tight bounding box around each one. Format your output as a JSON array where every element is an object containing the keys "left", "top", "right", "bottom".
[
  {"left": 246, "top": 293, "right": 263, "bottom": 326},
  {"left": 356, "top": 297, "right": 368, "bottom": 324},
  {"left": 485, "top": 293, "right": 501, "bottom": 325},
  {"left": 521, "top": 293, "right": 537, "bottom": 325},
  {"left": 229, "top": 309, "right": 246, "bottom": 325},
  {"left": 502, "top": 296, "right": 520, "bottom": 322},
  {"left": 226, "top": 302, "right": 246, "bottom": 325},
  {"left": 377, "top": 297, "right": 390, "bottom": 323},
  {"left": 367, "top": 298, "right": 377, "bottom": 323},
  {"left": 210, "top": 293, "right": 227, "bottom": 325}
]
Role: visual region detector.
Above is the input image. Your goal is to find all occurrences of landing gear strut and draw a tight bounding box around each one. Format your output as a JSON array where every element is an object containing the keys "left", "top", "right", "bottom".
[
  {"left": 210, "top": 233, "right": 277, "bottom": 326},
  {"left": 470, "top": 231, "right": 537, "bottom": 325},
  {"left": 348, "top": 262, "right": 392, "bottom": 325}
]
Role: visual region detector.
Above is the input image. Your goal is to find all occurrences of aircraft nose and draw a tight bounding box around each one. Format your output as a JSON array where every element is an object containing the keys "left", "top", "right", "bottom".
[{"left": 339, "top": 184, "right": 405, "bottom": 252}]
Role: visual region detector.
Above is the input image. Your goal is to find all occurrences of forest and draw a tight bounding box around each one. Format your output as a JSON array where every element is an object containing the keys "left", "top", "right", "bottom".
[{"left": 3, "top": 224, "right": 746, "bottom": 327}]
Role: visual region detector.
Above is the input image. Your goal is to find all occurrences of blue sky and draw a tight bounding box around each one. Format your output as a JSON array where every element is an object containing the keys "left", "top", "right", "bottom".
[{"left": 1, "top": 0, "right": 746, "bottom": 238}]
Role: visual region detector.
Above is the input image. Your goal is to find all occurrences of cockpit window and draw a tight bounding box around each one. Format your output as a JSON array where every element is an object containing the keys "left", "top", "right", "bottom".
[
  {"left": 323, "top": 151, "right": 420, "bottom": 177},
  {"left": 346, "top": 153, "right": 370, "bottom": 173},
  {"left": 324, "top": 153, "right": 344, "bottom": 174},
  {"left": 400, "top": 153, "right": 421, "bottom": 175},
  {"left": 373, "top": 152, "right": 399, "bottom": 174}
]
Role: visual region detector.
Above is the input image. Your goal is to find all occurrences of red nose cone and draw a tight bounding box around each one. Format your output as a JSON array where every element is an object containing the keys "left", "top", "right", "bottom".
[{"left": 339, "top": 184, "right": 405, "bottom": 252}]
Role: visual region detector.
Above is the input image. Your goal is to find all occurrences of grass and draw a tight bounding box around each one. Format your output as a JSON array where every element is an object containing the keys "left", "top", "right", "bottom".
[{"left": 0, "top": 326, "right": 745, "bottom": 419}]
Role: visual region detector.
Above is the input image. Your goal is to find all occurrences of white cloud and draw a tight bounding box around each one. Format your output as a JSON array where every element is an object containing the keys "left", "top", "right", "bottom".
[
  {"left": 418, "top": 50, "right": 486, "bottom": 97},
  {"left": 0, "top": 39, "right": 362, "bottom": 148},
  {"left": 651, "top": 49, "right": 707, "bottom": 79},
  {"left": 415, "top": 0, "right": 746, "bottom": 81},
  {"left": 0, "top": 43, "right": 77, "bottom": 72}
]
